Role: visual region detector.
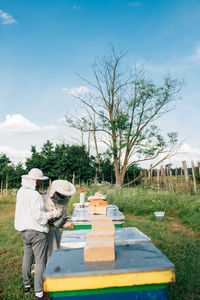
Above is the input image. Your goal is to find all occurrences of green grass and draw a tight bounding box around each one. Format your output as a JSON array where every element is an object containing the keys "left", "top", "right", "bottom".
[{"left": 0, "top": 186, "right": 200, "bottom": 299}]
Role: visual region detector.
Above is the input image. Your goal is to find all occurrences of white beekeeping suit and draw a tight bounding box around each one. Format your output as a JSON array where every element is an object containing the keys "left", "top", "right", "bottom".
[
  {"left": 44, "top": 179, "right": 76, "bottom": 262},
  {"left": 14, "top": 168, "right": 62, "bottom": 299}
]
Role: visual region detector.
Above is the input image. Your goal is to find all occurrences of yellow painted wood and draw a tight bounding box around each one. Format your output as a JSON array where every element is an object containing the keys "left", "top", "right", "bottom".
[{"left": 44, "top": 270, "right": 175, "bottom": 292}]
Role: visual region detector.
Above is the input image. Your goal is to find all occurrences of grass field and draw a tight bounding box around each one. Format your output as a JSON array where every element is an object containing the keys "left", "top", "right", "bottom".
[{"left": 0, "top": 187, "right": 200, "bottom": 299}]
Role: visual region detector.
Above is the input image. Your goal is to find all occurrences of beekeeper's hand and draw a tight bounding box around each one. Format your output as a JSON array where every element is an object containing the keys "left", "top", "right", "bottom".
[{"left": 50, "top": 209, "right": 62, "bottom": 219}]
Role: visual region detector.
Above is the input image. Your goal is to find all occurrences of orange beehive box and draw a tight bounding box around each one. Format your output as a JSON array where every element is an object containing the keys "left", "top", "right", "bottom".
[{"left": 90, "top": 199, "right": 107, "bottom": 206}]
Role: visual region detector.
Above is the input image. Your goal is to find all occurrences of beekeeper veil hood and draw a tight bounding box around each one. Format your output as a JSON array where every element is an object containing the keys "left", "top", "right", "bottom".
[
  {"left": 45, "top": 180, "right": 76, "bottom": 212},
  {"left": 49, "top": 180, "right": 76, "bottom": 198},
  {"left": 21, "top": 168, "right": 48, "bottom": 190}
]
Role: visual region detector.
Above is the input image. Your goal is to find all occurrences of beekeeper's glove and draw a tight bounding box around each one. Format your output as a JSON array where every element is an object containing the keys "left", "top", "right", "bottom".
[{"left": 48, "top": 209, "right": 62, "bottom": 219}]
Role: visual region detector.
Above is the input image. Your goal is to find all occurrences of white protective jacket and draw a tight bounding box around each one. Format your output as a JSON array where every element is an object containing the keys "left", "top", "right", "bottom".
[{"left": 15, "top": 177, "right": 51, "bottom": 233}]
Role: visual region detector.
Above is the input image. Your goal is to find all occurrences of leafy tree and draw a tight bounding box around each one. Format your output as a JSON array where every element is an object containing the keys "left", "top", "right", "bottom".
[
  {"left": 26, "top": 146, "right": 45, "bottom": 171},
  {"left": 0, "top": 154, "right": 11, "bottom": 188},
  {"left": 25, "top": 141, "right": 95, "bottom": 184},
  {"left": 65, "top": 47, "right": 183, "bottom": 186},
  {"left": 62, "top": 144, "right": 95, "bottom": 183},
  {"left": 13, "top": 163, "right": 26, "bottom": 188}
]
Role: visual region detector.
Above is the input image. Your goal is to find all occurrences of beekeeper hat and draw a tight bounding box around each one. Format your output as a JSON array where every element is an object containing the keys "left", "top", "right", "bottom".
[
  {"left": 22, "top": 168, "right": 48, "bottom": 180},
  {"left": 52, "top": 180, "right": 76, "bottom": 196}
]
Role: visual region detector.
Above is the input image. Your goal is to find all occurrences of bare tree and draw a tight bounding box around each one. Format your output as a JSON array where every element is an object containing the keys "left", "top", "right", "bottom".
[{"left": 65, "top": 47, "right": 183, "bottom": 186}]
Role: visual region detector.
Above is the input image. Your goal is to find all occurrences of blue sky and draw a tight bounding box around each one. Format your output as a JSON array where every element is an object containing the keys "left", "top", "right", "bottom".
[{"left": 0, "top": 0, "right": 200, "bottom": 167}]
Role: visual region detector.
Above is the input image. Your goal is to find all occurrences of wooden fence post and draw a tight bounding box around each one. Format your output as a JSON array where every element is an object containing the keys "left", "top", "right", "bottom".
[
  {"left": 180, "top": 168, "right": 184, "bottom": 191},
  {"left": 191, "top": 161, "right": 198, "bottom": 194},
  {"left": 161, "top": 165, "right": 167, "bottom": 191},
  {"left": 144, "top": 170, "right": 147, "bottom": 186},
  {"left": 182, "top": 160, "right": 190, "bottom": 194},
  {"left": 157, "top": 169, "right": 160, "bottom": 188},
  {"left": 148, "top": 169, "right": 151, "bottom": 187},
  {"left": 150, "top": 164, "right": 153, "bottom": 186},
  {"left": 139, "top": 170, "right": 143, "bottom": 185},
  {"left": 168, "top": 167, "right": 175, "bottom": 192},
  {"left": 166, "top": 167, "right": 170, "bottom": 189},
  {"left": 175, "top": 168, "right": 178, "bottom": 189}
]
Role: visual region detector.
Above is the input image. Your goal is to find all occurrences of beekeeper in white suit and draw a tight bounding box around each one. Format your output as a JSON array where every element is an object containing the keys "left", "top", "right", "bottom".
[
  {"left": 14, "top": 168, "right": 61, "bottom": 300},
  {"left": 44, "top": 179, "right": 76, "bottom": 262}
]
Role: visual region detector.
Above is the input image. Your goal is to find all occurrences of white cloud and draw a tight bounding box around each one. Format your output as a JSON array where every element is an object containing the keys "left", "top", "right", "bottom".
[
  {"left": 62, "top": 86, "right": 90, "bottom": 97},
  {"left": 0, "top": 114, "right": 57, "bottom": 134},
  {"left": 186, "top": 45, "right": 200, "bottom": 63},
  {"left": 0, "top": 145, "right": 31, "bottom": 163},
  {"left": 0, "top": 9, "right": 18, "bottom": 25},
  {"left": 72, "top": 5, "right": 81, "bottom": 10},
  {"left": 128, "top": 2, "right": 142, "bottom": 7},
  {"left": 144, "top": 44, "right": 200, "bottom": 74},
  {"left": 57, "top": 117, "right": 66, "bottom": 124}
]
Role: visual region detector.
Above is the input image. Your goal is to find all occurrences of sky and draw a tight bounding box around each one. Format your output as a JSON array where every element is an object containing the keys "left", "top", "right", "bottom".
[{"left": 0, "top": 0, "right": 200, "bottom": 168}]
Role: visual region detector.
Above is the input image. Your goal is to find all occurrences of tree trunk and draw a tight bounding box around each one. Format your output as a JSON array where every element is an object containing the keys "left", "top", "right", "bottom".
[
  {"left": 72, "top": 172, "right": 75, "bottom": 185},
  {"left": 95, "top": 168, "right": 98, "bottom": 181},
  {"left": 1, "top": 180, "right": 3, "bottom": 195},
  {"left": 114, "top": 156, "right": 121, "bottom": 186},
  {"left": 93, "top": 130, "right": 101, "bottom": 172},
  {"left": 6, "top": 174, "right": 8, "bottom": 192}
]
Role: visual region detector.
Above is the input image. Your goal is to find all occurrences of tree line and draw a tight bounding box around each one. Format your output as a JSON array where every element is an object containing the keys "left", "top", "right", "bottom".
[{"left": 0, "top": 140, "right": 141, "bottom": 190}]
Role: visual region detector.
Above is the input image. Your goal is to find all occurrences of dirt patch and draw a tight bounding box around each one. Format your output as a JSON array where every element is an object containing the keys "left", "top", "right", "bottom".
[
  {"left": 166, "top": 216, "right": 200, "bottom": 239},
  {"left": 127, "top": 214, "right": 200, "bottom": 240},
  {"left": 0, "top": 211, "right": 15, "bottom": 219}
]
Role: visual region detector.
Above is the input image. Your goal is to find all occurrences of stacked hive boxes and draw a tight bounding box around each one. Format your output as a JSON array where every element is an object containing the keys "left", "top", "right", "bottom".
[
  {"left": 84, "top": 216, "right": 115, "bottom": 262},
  {"left": 88, "top": 194, "right": 107, "bottom": 216}
]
